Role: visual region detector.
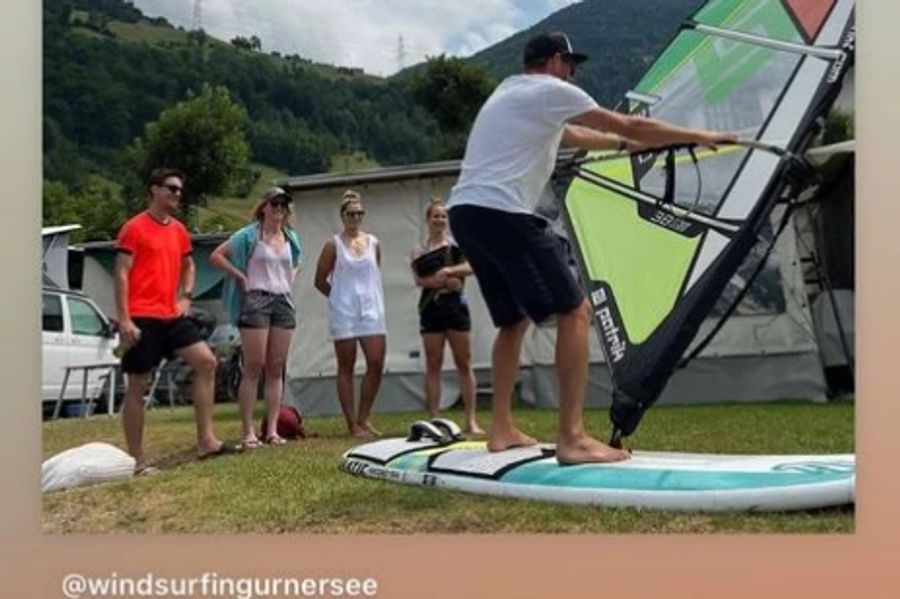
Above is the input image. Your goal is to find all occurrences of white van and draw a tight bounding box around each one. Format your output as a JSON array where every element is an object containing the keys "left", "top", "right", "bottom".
[{"left": 42, "top": 286, "right": 118, "bottom": 413}]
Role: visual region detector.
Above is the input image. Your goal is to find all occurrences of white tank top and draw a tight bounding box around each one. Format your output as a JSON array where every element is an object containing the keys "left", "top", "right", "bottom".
[
  {"left": 246, "top": 238, "right": 293, "bottom": 294},
  {"left": 328, "top": 233, "right": 385, "bottom": 336}
]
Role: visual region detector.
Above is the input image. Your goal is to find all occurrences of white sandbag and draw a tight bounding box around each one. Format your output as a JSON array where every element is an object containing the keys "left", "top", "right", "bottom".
[{"left": 42, "top": 442, "right": 135, "bottom": 493}]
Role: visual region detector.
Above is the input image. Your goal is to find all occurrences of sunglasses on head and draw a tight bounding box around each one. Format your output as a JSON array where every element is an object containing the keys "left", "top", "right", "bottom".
[{"left": 163, "top": 184, "right": 183, "bottom": 195}]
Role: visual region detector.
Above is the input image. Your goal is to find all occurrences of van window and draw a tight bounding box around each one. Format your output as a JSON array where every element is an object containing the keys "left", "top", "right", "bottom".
[
  {"left": 42, "top": 294, "right": 64, "bottom": 332},
  {"left": 67, "top": 297, "right": 105, "bottom": 336}
]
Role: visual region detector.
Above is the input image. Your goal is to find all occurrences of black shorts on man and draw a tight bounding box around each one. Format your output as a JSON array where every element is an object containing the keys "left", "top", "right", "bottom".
[
  {"left": 448, "top": 204, "right": 584, "bottom": 327},
  {"left": 121, "top": 316, "right": 205, "bottom": 374},
  {"left": 239, "top": 290, "right": 296, "bottom": 329}
]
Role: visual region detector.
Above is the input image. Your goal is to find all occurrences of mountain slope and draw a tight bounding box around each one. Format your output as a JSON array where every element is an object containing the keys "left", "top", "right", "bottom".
[{"left": 469, "top": 0, "right": 704, "bottom": 106}]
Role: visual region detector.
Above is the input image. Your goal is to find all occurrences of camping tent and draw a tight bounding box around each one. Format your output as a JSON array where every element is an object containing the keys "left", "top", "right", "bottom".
[{"left": 42, "top": 225, "right": 81, "bottom": 289}]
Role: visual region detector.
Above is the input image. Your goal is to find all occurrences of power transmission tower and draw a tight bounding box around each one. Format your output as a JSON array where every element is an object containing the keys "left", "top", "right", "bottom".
[
  {"left": 192, "top": 0, "right": 203, "bottom": 31},
  {"left": 397, "top": 34, "right": 407, "bottom": 71}
]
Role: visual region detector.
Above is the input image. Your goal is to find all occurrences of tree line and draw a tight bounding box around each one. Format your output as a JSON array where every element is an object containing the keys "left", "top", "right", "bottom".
[{"left": 42, "top": 0, "right": 496, "bottom": 241}]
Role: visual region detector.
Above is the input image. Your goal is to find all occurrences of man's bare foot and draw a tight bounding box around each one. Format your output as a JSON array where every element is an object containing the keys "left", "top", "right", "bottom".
[
  {"left": 556, "top": 434, "right": 630, "bottom": 464},
  {"left": 487, "top": 428, "right": 537, "bottom": 452}
]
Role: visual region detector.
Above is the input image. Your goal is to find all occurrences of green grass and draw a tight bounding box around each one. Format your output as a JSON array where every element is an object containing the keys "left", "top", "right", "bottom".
[
  {"left": 42, "top": 400, "right": 854, "bottom": 534},
  {"left": 107, "top": 20, "right": 192, "bottom": 46},
  {"left": 329, "top": 151, "right": 381, "bottom": 173}
]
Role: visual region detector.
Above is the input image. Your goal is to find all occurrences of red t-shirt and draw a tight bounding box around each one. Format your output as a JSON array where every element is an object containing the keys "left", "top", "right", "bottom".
[{"left": 115, "top": 211, "right": 192, "bottom": 318}]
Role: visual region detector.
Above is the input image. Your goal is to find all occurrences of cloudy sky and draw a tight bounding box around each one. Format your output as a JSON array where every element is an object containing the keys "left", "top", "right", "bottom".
[{"left": 131, "top": 0, "right": 581, "bottom": 76}]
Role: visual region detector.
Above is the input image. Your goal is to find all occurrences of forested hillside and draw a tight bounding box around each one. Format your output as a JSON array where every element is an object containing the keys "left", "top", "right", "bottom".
[
  {"left": 468, "top": 0, "right": 703, "bottom": 107},
  {"left": 42, "top": 0, "right": 710, "bottom": 241},
  {"left": 43, "top": 0, "right": 441, "bottom": 191}
]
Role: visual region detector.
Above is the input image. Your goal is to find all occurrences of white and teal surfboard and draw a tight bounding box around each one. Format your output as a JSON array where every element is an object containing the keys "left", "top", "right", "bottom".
[{"left": 341, "top": 422, "right": 854, "bottom": 512}]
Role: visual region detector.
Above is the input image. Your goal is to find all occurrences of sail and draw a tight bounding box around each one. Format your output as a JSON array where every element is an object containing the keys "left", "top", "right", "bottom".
[{"left": 558, "top": 0, "right": 855, "bottom": 442}]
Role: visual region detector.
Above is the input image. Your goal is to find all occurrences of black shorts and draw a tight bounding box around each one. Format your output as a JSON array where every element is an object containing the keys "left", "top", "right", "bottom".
[
  {"left": 121, "top": 316, "right": 205, "bottom": 374},
  {"left": 449, "top": 204, "right": 584, "bottom": 327},
  {"left": 420, "top": 294, "right": 471, "bottom": 334}
]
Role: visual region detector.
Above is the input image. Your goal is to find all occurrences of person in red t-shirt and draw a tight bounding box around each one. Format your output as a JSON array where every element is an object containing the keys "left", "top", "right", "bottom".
[{"left": 115, "top": 168, "right": 240, "bottom": 472}]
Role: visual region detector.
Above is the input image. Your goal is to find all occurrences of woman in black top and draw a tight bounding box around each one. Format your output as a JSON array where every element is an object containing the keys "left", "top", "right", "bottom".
[{"left": 410, "top": 199, "right": 484, "bottom": 435}]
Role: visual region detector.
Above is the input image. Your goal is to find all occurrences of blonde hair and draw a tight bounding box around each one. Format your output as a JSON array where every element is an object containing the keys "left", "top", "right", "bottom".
[
  {"left": 425, "top": 197, "right": 445, "bottom": 219},
  {"left": 340, "top": 189, "right": 362, "bottom": 215}
]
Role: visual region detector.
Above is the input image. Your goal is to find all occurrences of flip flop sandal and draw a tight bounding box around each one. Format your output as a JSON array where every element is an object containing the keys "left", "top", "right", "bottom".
[
  {"left": 134, "top": 465, "right": 161, "bottom": 477},
  {"left": 265, "top": 436, "right": 288, "bottom": 446},
  {"left": 198, "top": 442, "right": 243, "bottom": 460},
  {"left": 240, "top": 438, "right": 264, "bottom": 450}
]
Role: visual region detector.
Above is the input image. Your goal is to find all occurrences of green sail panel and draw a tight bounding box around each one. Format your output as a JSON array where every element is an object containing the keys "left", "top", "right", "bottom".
[
  {"left": 694, "top": 0, "right": 805, "bottom": 44},
  {"left": 635, "top": 29, "right": 800, "bottom": 111},
  {"left": 566, "top": 159, "right": 700, "bottom": 345}
]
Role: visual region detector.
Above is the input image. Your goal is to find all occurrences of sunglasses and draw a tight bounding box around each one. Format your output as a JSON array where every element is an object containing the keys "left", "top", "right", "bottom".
[
  {"left": 344, "top": 210, "right": 366, "bottom": 217},
  {"left": 269, "top": 199, "right": 290, "bottom": 208},
  {"left": 163, "top": 184, "right": 183, "bottom": 195}
]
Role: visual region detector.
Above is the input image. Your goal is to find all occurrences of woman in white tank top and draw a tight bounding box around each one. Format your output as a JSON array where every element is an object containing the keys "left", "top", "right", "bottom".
[{"left": 314, "top": 190, "right": 385, "bottom": 437}]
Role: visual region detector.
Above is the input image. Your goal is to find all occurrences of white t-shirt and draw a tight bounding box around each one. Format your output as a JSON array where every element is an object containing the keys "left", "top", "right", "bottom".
[
  {"left": 246, "top": 240, "right": 293, "bottom": 295},
  {"left": 447, "top": 74, "right": 597, "bottom": 215}
]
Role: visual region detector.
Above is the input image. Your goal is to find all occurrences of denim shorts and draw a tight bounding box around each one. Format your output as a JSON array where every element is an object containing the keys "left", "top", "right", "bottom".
[{"left": 239, "top": 290, "right": 296, "bottom": 329}]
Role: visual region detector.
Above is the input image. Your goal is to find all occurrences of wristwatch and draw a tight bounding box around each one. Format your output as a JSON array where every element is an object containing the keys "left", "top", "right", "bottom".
[{"left": 181, "top": 291, "right": 193, "bottom": 300}]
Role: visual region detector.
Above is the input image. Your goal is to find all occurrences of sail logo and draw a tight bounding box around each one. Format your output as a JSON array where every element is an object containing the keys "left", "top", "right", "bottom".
[
  {"left": 827, "top": 28, "right": 855, "bottom": 83},
  {"left": 596, "top": 306, "right": 627, "bottom": 363},
  {"left": 635, "top": 152, "right": 656, "bottom": 168},
  {"left": 591, "top": 286, "right": 627, "bottom": 362},
  {"left": 771, "top": 461, "right": 854, "bottom": 474}
]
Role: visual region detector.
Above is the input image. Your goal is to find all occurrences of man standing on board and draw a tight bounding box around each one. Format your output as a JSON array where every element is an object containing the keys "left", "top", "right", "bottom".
[{"left": 447, "top": 32, "right": 737, "bottom": 464}]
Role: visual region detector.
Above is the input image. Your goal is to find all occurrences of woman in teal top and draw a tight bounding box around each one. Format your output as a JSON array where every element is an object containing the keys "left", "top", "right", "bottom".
[{"left": 210, "top": 187, "right": 302, "bottom": 448}]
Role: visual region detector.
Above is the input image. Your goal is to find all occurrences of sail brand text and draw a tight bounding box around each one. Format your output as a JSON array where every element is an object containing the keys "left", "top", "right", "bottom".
[
  {"left": 596, "top": 306, "right": 627, "bottom": 363},
  {"left": 827, "top": 28, "right": 854, "bottom": 83},
  {"left": 591, "top": 288, "right": 627, "bottom": 363}
]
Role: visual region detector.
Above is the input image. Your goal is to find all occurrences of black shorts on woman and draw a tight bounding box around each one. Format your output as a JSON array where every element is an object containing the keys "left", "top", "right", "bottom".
[
  {"left": 448, "top": 204, "right": 584, "bottom": 327},
  {"left": 420, "top": 293, "right": 471, "bottom": 334}
]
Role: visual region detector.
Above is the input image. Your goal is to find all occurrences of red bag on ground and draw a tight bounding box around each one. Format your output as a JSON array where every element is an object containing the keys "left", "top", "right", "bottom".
[{"left": 260, "top": 405, "right": 311, "bottom": 440}]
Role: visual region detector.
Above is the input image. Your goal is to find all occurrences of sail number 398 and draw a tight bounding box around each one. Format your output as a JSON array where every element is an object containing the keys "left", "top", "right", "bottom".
[{"left": 649, "top": 210, "right": 692, "bottom": 234}]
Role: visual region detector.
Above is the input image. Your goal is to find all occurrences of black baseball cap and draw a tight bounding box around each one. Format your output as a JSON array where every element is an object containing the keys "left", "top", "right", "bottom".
[{"left": 523, "top": 32, "right": 588, "bottom": 66}]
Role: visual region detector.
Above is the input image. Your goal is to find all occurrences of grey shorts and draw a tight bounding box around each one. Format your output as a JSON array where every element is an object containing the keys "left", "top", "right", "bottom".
[{"left": 239, "top": 290, "right": 296, "bottom": 329}]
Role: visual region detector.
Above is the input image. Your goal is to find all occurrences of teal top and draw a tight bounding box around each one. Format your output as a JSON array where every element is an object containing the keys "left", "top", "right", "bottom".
[{"left": 221, "top": 223, "right": 302, "bottom": 325}]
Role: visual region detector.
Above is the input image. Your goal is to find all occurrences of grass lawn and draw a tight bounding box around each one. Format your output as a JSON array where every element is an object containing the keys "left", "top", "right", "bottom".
[{"left": 42, "top": 399, "right": 854, "bottom": 534}]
